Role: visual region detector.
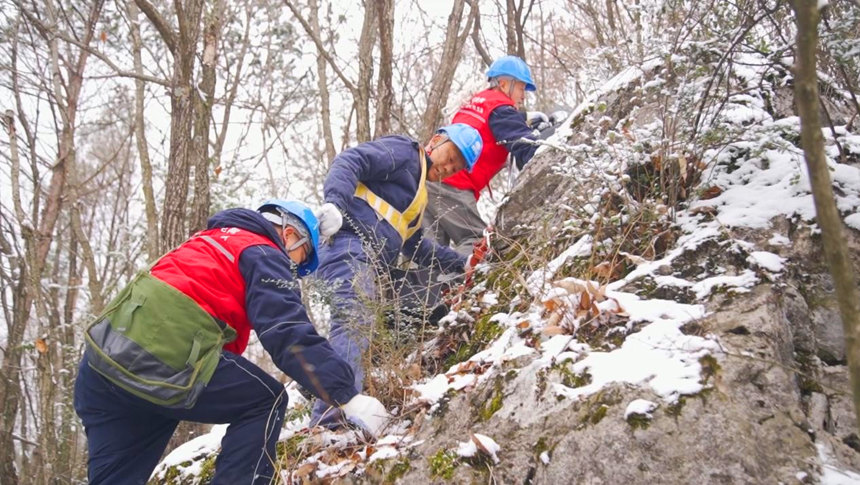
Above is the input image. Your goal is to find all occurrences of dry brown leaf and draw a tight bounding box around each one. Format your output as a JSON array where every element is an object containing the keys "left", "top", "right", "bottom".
[
  {"left": 406, "top": 363, "right": 422, "bottom": 381},
  {"left": 471, "top": 433, "right": 492, "bottom": 457},
  {"left": 542, "top": 326, "right": 565, "bottom": 336},
  {"left": 543, "top": 298, "right": 561, "bottom": 312},
  {"left": 622, "top": 124, "right": 635, "bottom": 142},
  {"left": 525, "top": 334, "right": 542, "bottom": 349},
  {"left": 294, "top": 462, "right": 316, "bottom": 480},
  {"left": 546, "top": 312, "right": 563, "bottom": 328},
  {"left": 690, "top": 205, "right": 718, "bottom": 216},
  {"left": 593, "top": 261, "right": 615, "bottom": 280},
  {"left": 579, "top": 291, "right": 591, "bottom": 311},
  {"left": 516, "top": 320, "right": 531, "bottom": 329},
  {"left": 35, "top": 338, "right": 47, "bottom": 354},
  {"left": 554, "top": 279, "right": 586, "bottom": 295},
  {"left": 700, "top": 186, "right": 723, "bottom": 200}
]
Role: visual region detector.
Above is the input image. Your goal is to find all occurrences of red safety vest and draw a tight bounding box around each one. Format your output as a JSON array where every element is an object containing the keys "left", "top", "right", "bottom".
[
  {"left": 150, "top": 227, "right": 279, "bottom": 355},
  {"left": 443, "top": 89, "right": 515, "bottom": 200}
]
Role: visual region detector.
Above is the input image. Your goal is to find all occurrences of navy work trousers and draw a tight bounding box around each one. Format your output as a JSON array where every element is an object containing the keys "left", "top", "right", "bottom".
[
  {"left": 310, "top": 233, "right": 377, "bottom": 427},
  {"left": 74, "top": 350, "right": 287, "bottom": 484}
]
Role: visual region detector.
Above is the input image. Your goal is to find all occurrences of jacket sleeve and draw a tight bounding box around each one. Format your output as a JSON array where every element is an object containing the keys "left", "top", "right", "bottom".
[
  {"left": 402, "top": 233, "right": 467, "bottom": 274},
  {"left": 489, "top": 105, "right": 539, "bottom": 169},
  {"left": 239, "top": 244, "right": 358, "bottom": 406},
  {"left": 323, "top": 140, "right": 399, "bottom": 211}
]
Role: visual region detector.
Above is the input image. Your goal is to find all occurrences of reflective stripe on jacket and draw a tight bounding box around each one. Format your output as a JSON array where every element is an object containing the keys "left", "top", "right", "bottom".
[
  {"left": 151, "top": 227, "right": 277, "bottom": 355},
  {"left": 323, "top": 135, "right": 466, "bottom": 273},
  {"left": 353, "top": 149, "right": 428, "bottom": 242}
]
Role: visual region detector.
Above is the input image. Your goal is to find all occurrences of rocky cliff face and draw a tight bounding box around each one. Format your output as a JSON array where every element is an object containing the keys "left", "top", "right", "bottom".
[{"left": 152, "top": 42, "right": 860, "bottom": 485}]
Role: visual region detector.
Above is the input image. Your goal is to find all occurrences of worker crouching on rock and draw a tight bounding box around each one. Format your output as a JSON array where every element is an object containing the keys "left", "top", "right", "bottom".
[
  {"left": 74, "top": 200, "right": 388, "bottom": 484},
  {"left": 309, "top": 124, "right": 482, "bottom": 428}
]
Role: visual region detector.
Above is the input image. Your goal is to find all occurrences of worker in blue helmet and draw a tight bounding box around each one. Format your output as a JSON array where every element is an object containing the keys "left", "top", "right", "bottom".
[
  {"left": 74, "top": 200, "right": 389, "bottom": 484},
  {"left": 309, "top": 124, "right": 481, "bottom": 430},
  {"left": 487, "top": 54, "right": 538, "bottom": 93},
  {"left": 258, "top": 199, "right": 321, "bottom": 276},
  {"left": 421, "top": 55, "right": 550, "bottom": 259},
  {"left": 401, "top": 55, "right": 554, "bottom": 320}
]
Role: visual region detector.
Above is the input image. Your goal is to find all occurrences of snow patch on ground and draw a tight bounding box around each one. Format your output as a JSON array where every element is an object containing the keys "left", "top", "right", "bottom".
[
  {"left": 150, "top": 425, "right": 227, "bottom": 481},
  {"left": 817, "top": 443, "right": 860, "bottom": 484},
  {"left": 456, "top": 433, "right": 501, "bottom": 464},
  {"left": 625, "top": 399, "right": 658, "bottom": 419}
]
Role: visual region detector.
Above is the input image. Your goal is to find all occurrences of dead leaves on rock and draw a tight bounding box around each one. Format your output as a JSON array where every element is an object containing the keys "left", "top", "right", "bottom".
[{"left": 540, "top": 278, "right": 629, "bottom": 343}]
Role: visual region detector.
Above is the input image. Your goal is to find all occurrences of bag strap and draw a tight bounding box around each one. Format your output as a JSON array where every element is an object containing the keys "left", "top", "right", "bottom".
[
  {"left": 114, "top": 289, "right": 146, "bottom": 332},
  {"left": 186, "top": 330, "right": 204, "bottom": 368}
]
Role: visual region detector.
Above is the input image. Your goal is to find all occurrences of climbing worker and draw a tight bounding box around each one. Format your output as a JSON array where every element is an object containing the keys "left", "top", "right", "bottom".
[
  {"left": 74, "top": 200, "right": 388, "bottom": 485},
  {"left": 309, "top": 124, "right": 482, "bottom": 428},
  {"left": 424, "top": 55, "right": 543, "bottom": 255}
]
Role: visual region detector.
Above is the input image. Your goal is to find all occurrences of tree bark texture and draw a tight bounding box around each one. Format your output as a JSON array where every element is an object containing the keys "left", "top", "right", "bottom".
[
  {"left": 355, "top": 1, "right": 377, "bottom": 142},
  {"left": 190, "top": 0, "right": 225, "bottom": 233},
  {"left": 374, "top": 0, "right": 395, "bottom": 137},
  {"left": 152, "top": 0, "right": 205, "bottom": 250},
  {"left": 792, "top": 0, "right": 860, "bottom": 433}
]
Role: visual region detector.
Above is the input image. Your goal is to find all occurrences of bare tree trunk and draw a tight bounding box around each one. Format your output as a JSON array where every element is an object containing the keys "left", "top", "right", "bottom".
[
  {"left": 128, "top": 0, "right": 160, "bottom": 260},
  {"left": 1, "top": 2, "right": 103, "bottom": 481},
  {"left": 419, "top": 0, "right": 474, "bottom": 141},
  {"left": 0, "top": 23, "right": 39, "bottom": 483},
  {"left": 136, "top": 0, "right": 205, "bottom": 250},
  {"left": 356, "top": 2, "right": 377, "bottom": 142},
  {"left": 309, "top": 0, "right": 336, "bottom": 161},
  {"left": 792, "top": 0, "right": 860, "bottom": 433},
  {"left": 0, "top": 109, "right": 28, "bottom": 485},
  {"left": 374, "top": 0, "right": 395, "bottom": 138},
  {"left": 505, "top": 0, "right": 518, "bottom": 55},
  {"left": 190, "top": 0, "right": 225, "bottom": 233}
]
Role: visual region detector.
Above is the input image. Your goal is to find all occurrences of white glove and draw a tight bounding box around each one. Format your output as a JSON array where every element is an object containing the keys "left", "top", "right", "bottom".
[
  {"left": 526, "top": 110, "right": 550, "bottom": 130},
  {"left": 340, "top": 394, "right": 390, "bottom": 438},
  {"left": 316, "top": 202, "right": 343, "bottom": 237}
]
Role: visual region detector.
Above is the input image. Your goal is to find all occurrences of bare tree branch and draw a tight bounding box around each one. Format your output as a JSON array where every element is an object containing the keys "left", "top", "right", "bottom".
[
  {"left": 470, "top": 0, "right": 492, "bottom": 67},
  {"left": 127, "top": 0, "right": 160, "bottom": 259},
  {"left": 309, "top": 0, "right": 336, "bottom": 161},
  {"left": 134, "top": 0, "right": 177, "bottom": 54},
  {"left": 16, "top": 3, "right": 170, "bottom": 87},
  {"left": 282, "top": 0, "right": 357, "bottom": 94}
]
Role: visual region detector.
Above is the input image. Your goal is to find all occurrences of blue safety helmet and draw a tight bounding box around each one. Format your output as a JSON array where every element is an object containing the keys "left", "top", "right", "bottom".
[
  {"left": 437, "top": 123, "right": 482, "bottom": 172},
  {"left": 486, "top": 55, "right": 537, "bottom": 92},
  {"left": 257, "top": 199, "right": 320, "bottom": 276}
]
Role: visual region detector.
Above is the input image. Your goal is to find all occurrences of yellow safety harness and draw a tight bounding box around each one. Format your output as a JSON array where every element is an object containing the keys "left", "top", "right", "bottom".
[{"left": 353, "top": 148, "right": 428, "bottom": 243}]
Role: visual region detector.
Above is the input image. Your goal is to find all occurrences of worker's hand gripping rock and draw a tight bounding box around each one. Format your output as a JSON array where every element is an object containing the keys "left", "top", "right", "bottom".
[
  {"left": 340, "top": 394, "right": 390, "bottom": 438},
  {"left": 316, "top": 203, "right": 343, "bottom": 237}
]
